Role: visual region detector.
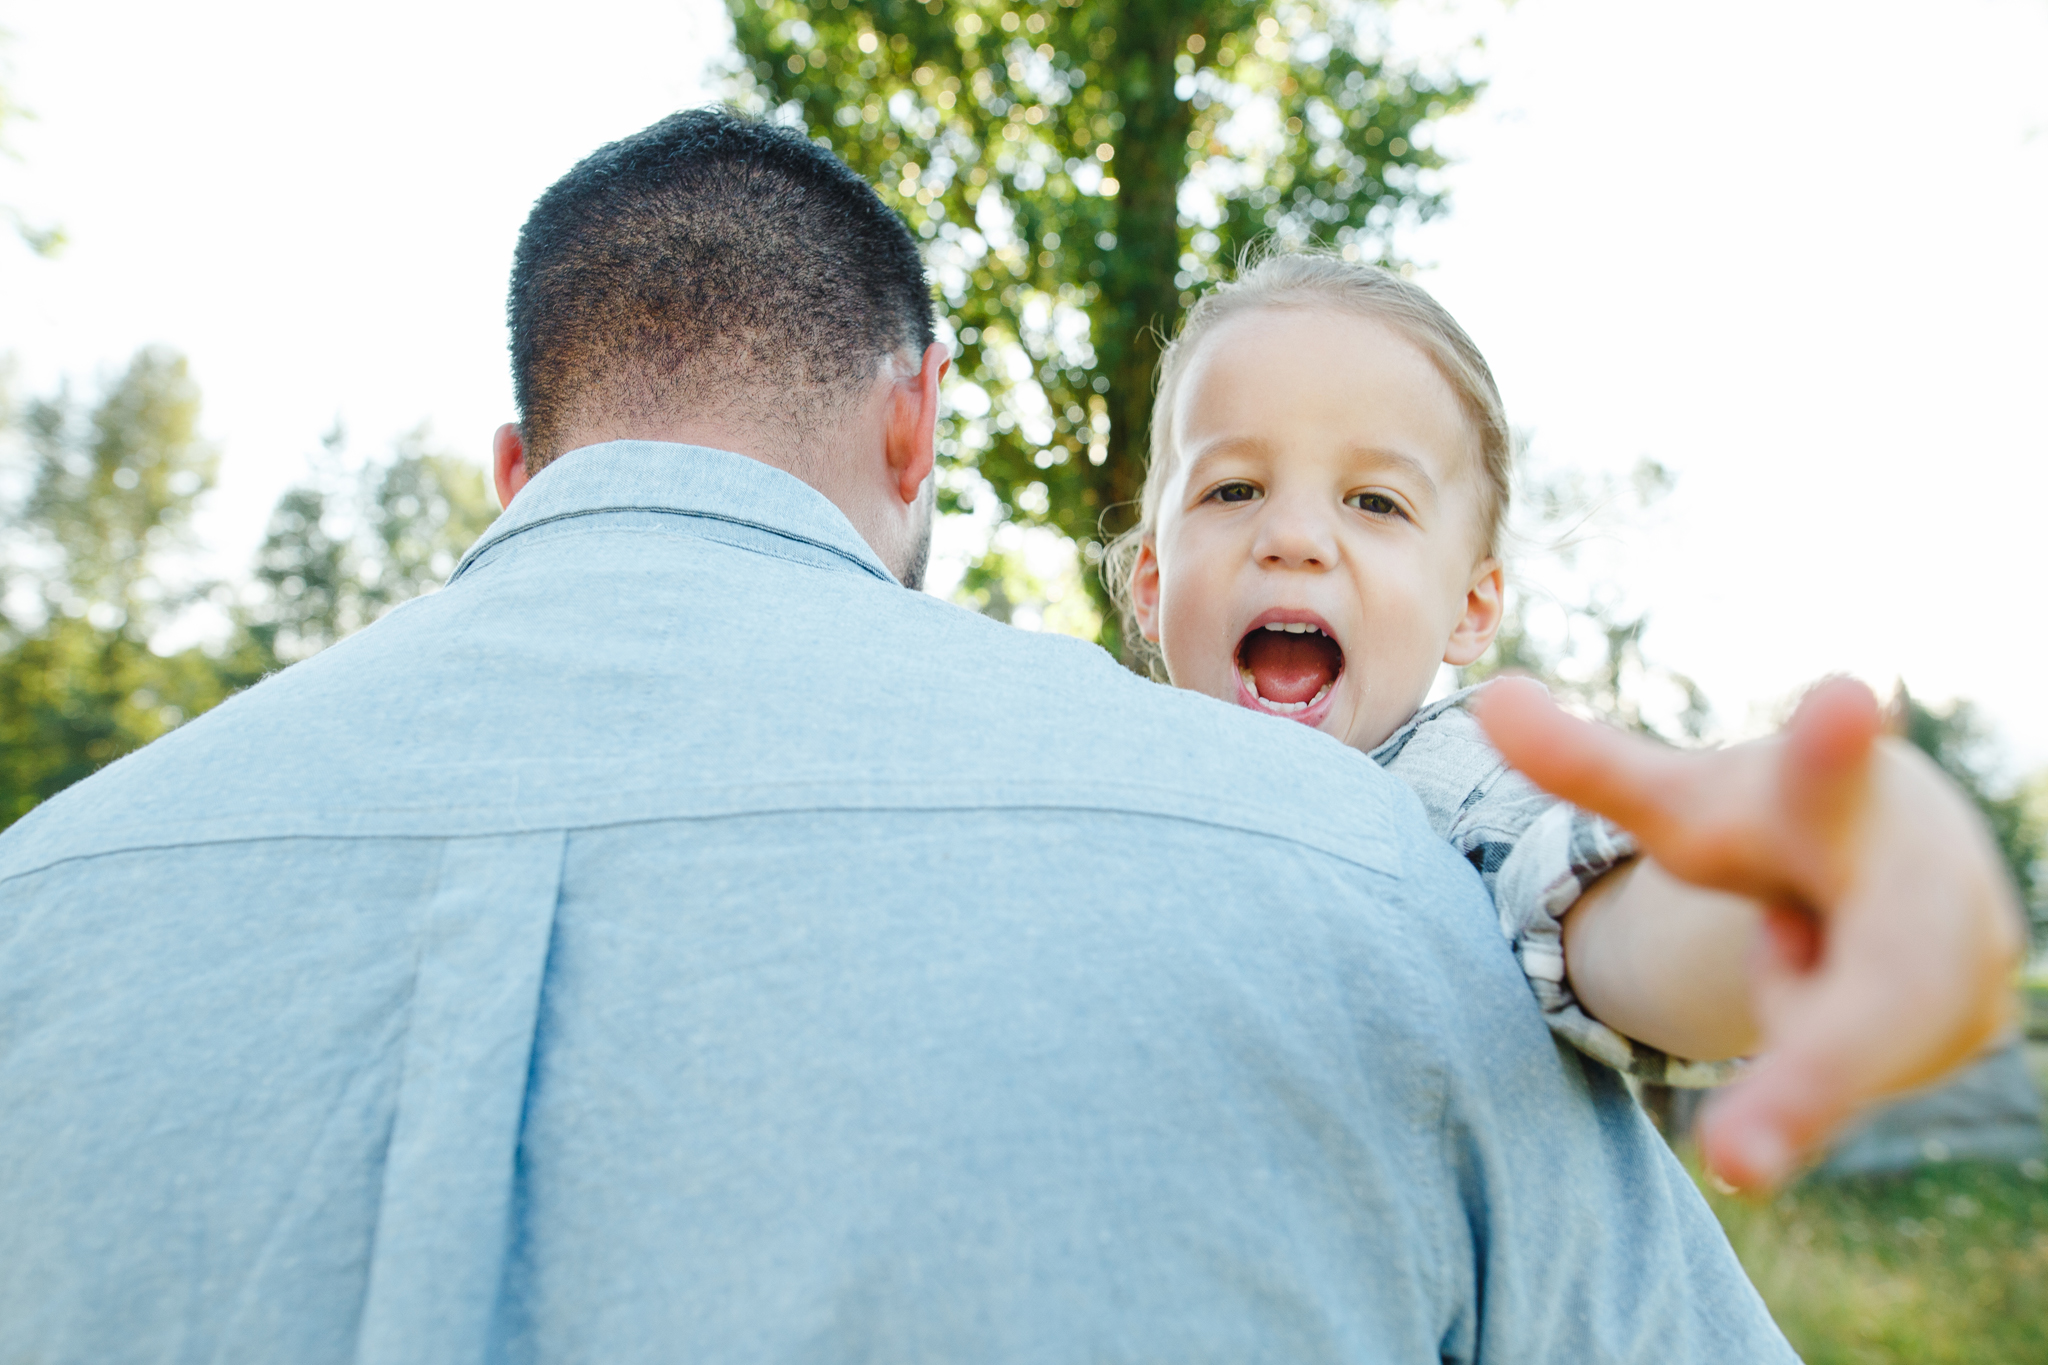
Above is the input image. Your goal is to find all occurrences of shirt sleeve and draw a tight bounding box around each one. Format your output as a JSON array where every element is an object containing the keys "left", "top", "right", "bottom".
[{"left": 1371, "top": 685, "right": 1740, "bottom": 1089}]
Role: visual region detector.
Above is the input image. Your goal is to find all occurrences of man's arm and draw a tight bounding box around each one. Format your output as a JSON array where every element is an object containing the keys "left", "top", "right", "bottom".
[{"left": 1479, "top": 676, "right": 2026, "bottom": 1190}]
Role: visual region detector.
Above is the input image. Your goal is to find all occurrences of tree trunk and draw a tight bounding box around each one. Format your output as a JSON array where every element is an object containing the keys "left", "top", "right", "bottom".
[{"left": 1086, "top": 0, "right": 1200, "bottom": 663}]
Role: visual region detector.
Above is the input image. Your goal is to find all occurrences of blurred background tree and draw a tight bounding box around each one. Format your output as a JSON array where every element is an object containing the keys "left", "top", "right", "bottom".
[
  {"left": 1466, "top": 457, "right": 2044, "bottom": 943},
  {"left": 0, "top": 348, "right": 250, "bottom": 824},
  {"left": 0, "top": 354, "right": 495, "bottom": 830},
  {"left": 241, "top": 424, "right": 497, "bottom": 665},
  {"left": 725, "top": 0, "right": 1478, "bottom": 655},
  {"left": 1460, "top": 457, "right": 1713, "bottom": 746}
]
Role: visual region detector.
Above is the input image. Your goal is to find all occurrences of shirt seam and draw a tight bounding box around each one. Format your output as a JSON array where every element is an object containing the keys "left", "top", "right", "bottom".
[
  {"left": 455, "top": 517, "right": 873, "bottom": 585},
  {"left": 452, "top": 505, "right": 894, "bottom": 586},
  {"left": 0, "top": 801, "right": 1405, "bottom": 891}
]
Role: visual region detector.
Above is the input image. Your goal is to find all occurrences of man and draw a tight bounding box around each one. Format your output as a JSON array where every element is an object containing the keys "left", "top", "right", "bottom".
[{"left": 0, "top": 108, "right": 2014, "bottom": 1362}]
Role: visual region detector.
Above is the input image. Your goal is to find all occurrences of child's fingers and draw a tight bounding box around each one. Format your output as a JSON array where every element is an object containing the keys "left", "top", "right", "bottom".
[
  {"left": 1773, "top": 678, "right": 1882, "bottom": 895},
  {"left": 1695, "top": 902, "right": 1868, "bottom": 1188},
  {"left": 1782, "top": 677, "right": 1882, "bottom": 783},
  {"left": 1698, "top": 973, "right": 2002, "bottom": 1191},
  {"left": 1697, "top": 1029, "right": 1862, "bottom": 1190},
  {"left": 1756, "top": 903, "right": 1821, "bottom": 977},
  {"left": 1473, "top": 677, "right": 1689, "bottom": 843},
  {"left": 1700, "top": 867, "right": 2021, "bottom": 1191},
  {"left": 1482, "top": 676, "right": 1882, "bottom": 906}
]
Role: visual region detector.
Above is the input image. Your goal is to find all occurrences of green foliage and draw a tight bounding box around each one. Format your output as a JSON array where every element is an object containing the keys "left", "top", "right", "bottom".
[
  {"left": 16, "top": 348, "right": 216, "bottom": 629},
  {"left": 952, "top": 531, "right": 1103, "bottom": 637},
  {"left": 0, "top": 356, "right": 495, "bottom": 830},
  {"left": 0, "top": 618, "right": 252, "bottom": 827},
  {"left": 724, "top": 0, "right": 1477, "bottom": 653},
  {"left": 0, "top": 349, "right": 257, "bottom": 826},
  {"left": 241, "top": 425, "right": 497, "bottom": 665},
  {"left": 1702, "top": 1158, "right": 2048, "bottom": 1363}
]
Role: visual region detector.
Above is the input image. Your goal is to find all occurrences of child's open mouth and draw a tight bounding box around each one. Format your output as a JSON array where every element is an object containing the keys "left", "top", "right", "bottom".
[{"left": 1234, "top": 616, "right": 1343, "bottom": 726}]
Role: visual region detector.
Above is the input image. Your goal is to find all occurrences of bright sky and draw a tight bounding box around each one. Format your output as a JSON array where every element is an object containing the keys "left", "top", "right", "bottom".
[
  {"left": 1407, "top": 0, "right": 2048, "bottom": 768},
  {"left": 3, "top": 0, "right": 2045, "bottom": 769}
]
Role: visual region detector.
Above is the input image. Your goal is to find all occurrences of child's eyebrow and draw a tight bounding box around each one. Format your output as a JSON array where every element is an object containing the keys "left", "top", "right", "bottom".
[
  {"left": 1178, "top": 438, "right": 1266, "bottom": 484},
  {"left": 1352, "top": 449, "right": 1441, "bottom": 502}
]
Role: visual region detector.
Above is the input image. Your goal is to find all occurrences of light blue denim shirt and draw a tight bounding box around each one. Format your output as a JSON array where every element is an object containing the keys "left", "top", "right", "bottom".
[{"left": 0, "top": 442, "right": 1793, "bottom": 1364}]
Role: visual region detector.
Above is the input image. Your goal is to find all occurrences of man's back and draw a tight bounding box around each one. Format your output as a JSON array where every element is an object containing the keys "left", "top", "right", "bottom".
[{"left": 0, "top": 444, "right": 1790, "bottom": 1363}]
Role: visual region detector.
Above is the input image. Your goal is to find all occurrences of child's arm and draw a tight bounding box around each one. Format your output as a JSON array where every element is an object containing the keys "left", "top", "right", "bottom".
[
  {"left": 1371, "top": 687, "right": 1740, "bottom": 1090},
  {"left": 1560, "top": 859, "right": 1760, "bottom": 1064},
  {"left": 1479, "top": 676, "right": 2026, "bottom": 1190}
]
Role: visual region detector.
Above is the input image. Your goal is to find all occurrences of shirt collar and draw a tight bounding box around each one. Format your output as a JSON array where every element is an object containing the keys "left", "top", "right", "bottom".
[{"left": 451, "top": 440, "right": 899, "bottom": 586}]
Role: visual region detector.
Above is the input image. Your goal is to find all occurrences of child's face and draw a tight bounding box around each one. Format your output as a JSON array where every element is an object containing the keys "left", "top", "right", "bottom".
[{"left": 1131, "top": 306, "right": 1504, "bottom": 752}]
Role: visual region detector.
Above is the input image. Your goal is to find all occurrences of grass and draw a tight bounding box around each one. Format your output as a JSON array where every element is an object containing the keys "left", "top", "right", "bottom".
[{"left": 1698, "top": 1156, "right": 2048, "bottom": 1363}]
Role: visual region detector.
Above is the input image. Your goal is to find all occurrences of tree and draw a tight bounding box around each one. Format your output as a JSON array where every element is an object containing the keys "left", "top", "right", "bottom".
[
  {"left": 240, "top": 425, "right": 498, "bottom": 666},
  {"left": 725, "top": 0, "right": 1478, "bottom": 653},
  {"left": 14, "top": 348, "right": 216, "bottom": 631},
  {"left": 0, "top": 356, "right": 497, "bottom": 830},
  {"left": 1468, "top": 460, "right": 2048, "bottom": 1139},
  {"left": 0, "top": 348, "right": 251, "bottom": 825}
]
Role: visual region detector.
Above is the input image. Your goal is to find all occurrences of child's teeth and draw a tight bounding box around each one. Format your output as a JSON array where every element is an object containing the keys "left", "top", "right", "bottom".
[{"left": 1242, "top": 667, "right": 1330, "bottom": 714}]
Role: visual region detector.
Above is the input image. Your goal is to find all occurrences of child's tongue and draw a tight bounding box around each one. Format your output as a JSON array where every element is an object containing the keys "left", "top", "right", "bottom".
[{"left": 1239, "top": 629, "right": 1340, "bottom": 705}]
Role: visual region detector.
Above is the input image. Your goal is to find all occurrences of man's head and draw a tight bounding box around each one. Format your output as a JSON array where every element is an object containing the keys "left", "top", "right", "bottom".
[{"left": 494, "top": 107, "right": 946, "bottom": 586}]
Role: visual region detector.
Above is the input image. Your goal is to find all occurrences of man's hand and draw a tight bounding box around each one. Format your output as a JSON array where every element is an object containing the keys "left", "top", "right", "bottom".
[{"left": 1476, "top": 676, "right": 2026, "bottom": 1191}]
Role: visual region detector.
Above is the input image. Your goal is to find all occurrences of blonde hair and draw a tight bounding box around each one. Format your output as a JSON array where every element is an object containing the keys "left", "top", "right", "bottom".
[{"left": 1104, "top": 248, "right": 1512, "bottom": 671}]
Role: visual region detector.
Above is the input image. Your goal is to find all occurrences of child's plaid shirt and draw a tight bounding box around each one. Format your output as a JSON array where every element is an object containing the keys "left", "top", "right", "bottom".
[{"left": 1372, "top": 683, "right": 1739, "bottom": 1088}]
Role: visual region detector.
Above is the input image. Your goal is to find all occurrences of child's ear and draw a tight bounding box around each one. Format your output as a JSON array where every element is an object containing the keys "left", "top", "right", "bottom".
[
  {"left": 1443, "top": 558, "right": 1504, "bottom": 667},
  {"left": 1130, "top": 539, "right": 1163, "bottom": 643}
]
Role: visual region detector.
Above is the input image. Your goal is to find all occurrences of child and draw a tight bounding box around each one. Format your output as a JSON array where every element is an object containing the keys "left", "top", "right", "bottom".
[{"left": 1108, "top": 250, "right": 2016, "bottom": 1127}]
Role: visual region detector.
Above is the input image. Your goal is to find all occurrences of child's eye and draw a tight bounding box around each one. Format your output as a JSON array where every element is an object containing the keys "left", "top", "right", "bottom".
[
  {"left": 1347, "top": 491, "right": 1404, "bottom": 518},
  {"left": 1203, "top": 480, "right": 1261, "bottom": 505}
]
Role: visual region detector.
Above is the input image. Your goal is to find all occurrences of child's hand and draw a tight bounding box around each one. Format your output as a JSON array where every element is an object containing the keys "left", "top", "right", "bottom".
[{"left": 1475, "top": 676, "right": 2026, "bottom": 1191}]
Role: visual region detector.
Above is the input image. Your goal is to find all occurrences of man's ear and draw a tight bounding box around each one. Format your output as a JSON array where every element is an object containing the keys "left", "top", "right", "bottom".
[
  {"left": 1443, "top": 558, "right": 1505, "bottom": 666},
  {"left": 885, "top": 343, "right": 950, "bottom": 505},
  {"left": 1130, "top": 538, "right": 1164, "bottom": 643},
  {"left": 493, "top": 423, "right": 530, "bottom": 510}
]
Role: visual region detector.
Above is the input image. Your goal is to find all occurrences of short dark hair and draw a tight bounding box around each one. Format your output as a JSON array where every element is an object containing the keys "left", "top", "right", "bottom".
[{"left": 507, "top": 106, "right": 936, "bottom": 468}]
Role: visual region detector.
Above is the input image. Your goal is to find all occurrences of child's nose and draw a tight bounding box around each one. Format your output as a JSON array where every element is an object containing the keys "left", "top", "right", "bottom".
[{"left": 1253, "top": 501, "right": 1339, "bottom": 570}]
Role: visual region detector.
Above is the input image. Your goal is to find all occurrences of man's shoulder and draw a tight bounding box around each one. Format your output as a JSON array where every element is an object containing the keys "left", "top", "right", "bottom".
[
  {"left": 891, "top": 592, "right": 1431, "bottom": 871},
  {"left": 0, "top": 544, "right": 1420, "bottom": 890}
]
